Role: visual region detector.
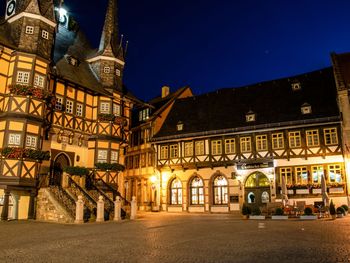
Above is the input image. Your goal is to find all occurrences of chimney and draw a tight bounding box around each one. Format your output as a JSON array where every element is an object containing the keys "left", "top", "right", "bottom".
[{"left": 161, "top": 86, "right": 170, "bottom": 98}]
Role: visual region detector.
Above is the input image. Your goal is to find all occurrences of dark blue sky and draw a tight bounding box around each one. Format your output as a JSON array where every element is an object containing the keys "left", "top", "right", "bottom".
[{"left": 3, "top": 1, "right": 350, "bottom": 101}]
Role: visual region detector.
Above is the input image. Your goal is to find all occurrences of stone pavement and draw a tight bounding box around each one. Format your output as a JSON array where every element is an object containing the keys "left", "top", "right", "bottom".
[{"left": 1, "top": 212, "right": 350, "bottom": 263}]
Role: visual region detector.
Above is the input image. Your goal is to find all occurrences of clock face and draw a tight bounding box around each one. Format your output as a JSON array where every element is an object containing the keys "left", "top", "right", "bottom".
[{"left": 6, "top": 0, "right": 16, "bottom": 18}]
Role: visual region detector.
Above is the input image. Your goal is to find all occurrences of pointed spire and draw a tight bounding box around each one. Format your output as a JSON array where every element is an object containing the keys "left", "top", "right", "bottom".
[{"left": 99, "top": 0, "right": 119, "bottom": 57}]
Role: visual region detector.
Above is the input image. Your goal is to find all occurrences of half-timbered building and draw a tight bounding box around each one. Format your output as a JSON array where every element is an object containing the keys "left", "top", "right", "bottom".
[
  {"left": 152, "top": 64, "right": 350, "bottom": 213},
  {"left": 0, "top": 0, "right": 137, "bottom": 221}
]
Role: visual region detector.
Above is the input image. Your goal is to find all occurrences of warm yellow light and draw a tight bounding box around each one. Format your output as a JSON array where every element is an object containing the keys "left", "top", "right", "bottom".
[{"left": 150, "top": 175, "right": 157, "bottom": 183}]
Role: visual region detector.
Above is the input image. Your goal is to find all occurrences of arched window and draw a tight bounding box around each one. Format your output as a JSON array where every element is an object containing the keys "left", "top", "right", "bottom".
[
  {"left": 190, "top": 176, "right": 204, "bottom": 205},
  {"left": 170, "top": 178, "right": 182, "bottom": 205},
  {"left": 213, "top": 175, "right": 228, "bottom": 205}
]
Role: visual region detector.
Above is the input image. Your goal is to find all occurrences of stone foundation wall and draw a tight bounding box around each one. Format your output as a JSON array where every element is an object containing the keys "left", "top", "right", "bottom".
[{"left": 36, "top": 188, "right": 74, "bottom": 223}]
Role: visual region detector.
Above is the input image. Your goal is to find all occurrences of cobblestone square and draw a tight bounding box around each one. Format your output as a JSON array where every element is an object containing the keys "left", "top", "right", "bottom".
[{"left": 1, "top": 213, "right": 350, "bottom": 263}]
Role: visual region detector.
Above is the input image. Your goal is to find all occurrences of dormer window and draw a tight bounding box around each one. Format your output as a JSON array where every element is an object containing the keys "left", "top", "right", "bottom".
[
  {"left": 177, "top": 121, "right": 184, "bottom": 131},
  {"left": 65, "top": 55, "right": 79, "bottom": 66},
  {"left": 246, "top": 111, "right": 256, "bottom": 122},
  {"left": 41, "top": 30, "right": 49, "bottom": 40},
  {"left": 103, "top": 67, "right": 110, "bottom": 73},
  {"left": 291, "top": 82, "right": 301, "bottom": 91},
  {"left": 301, "top": 103, "right": 312, "bottom": 115},
  {"left": 139, "top": 108, "right": 150, "bottom": 121}
]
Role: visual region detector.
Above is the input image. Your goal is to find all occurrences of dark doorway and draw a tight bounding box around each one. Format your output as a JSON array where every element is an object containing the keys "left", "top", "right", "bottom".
[
  {"left": 50, "top": 153, "right": 70, "bottom": 186},
  {"left": 244, "top": 172, "right": 271, "bottom": 207}
]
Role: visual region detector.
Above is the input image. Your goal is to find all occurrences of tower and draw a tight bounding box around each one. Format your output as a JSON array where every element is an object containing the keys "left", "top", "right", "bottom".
[
  {"left": 87, "top": 0, "right": 125, "bottom": 92},
  {"left": 5, "top": 0, "right": 56, "bottom": 60}
]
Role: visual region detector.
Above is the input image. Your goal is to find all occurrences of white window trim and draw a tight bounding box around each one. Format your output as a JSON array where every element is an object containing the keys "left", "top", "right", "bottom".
[
  {"left": 25, "top": 26, "right": 34, "bottom": 34},
  {"left": 66, "top": 100, "right": 74, "bottom": 114},
  {"left": 34, "top": 74, "right": 45, "bottom": 88},
  {"left": 97, "top": 150, "right": 108, "bottom": 163},
  {"left": 256, "top": 135, "right": 267, "bottom": 151},
  {"left": 100, "top": 102, "right": 111, "bottom": 114},
  {"left": 16, "top": 71, "right": 30, "bottom": 84},
  {"left": 9, "top": 134, "right": 21, "bottom": 146},
  {"left": 103, "top": 66, "right": 111, "bottom": 73},
  {"left": 42, "top": 30, "right": 49, "bottom": 39},
  {"left": 26, "top": 135, "right": 37, "bottom": 149},
  {"left": 272, "top": 133, "right": 284, "bottom": 149}
]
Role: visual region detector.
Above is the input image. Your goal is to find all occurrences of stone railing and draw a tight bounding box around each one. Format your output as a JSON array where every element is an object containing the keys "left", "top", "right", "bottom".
[{"left": 49, "top": 186, "right": 76, "bottom": 218}]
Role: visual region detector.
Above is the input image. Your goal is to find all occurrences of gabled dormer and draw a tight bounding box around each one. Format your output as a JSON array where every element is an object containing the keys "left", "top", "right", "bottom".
[
  {"left": 87, "top": 0, "right": 126, "bottom": 92},
  {"left": 5, "top": 0, "right": 57, "bottom": 60}
]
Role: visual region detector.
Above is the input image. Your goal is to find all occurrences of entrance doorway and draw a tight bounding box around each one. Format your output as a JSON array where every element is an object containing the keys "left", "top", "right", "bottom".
[
  {"left": 50, "top": 153, "right": 71, "bottom": 186},
  {"left": 244, "top": 172, "right": 270, "bottom": 206}
]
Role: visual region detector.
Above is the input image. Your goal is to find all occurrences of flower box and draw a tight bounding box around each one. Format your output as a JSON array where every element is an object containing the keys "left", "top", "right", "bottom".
[
  {"left": 337, "top": 213, "right": 344, "bottom": 218},
  {"left": 271, "top": 215, "right": 288, "bottom": 220},
  {"left": 300, "top": 215, "right": 317, "bottom": 220},
  {"left": 312, "top": 189, "right": 322, "bottom": 194},
  {"left": 249, "top": 215, "right": 265, "bottom": 220},
  {"left": 329, "top": 187, "right": 344, "bottom": 194},
  {"left": 296, "top": 189, "right": 309, "bottom": 195}
]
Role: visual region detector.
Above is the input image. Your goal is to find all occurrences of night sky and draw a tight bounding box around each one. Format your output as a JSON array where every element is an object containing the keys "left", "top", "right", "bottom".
[{"left": 2, "top": 1, "right": 350, "bottom": 101}]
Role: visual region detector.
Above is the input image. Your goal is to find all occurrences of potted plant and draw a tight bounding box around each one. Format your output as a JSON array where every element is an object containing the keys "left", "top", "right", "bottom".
[
  {"left": 241, "top": 203, "right": 251, "bottom": 219},
  {"left": 300, "top": 207, "right": 317, "bottom": 220},
  {"left": 336, "top": 207, "right": 346, "bottom": 218},
  {"left": 329, "top": 200, "right": 336, "bottom": 220},
  {"left": 341, "top": 204, "right": 349, "bottom": 215},
  {"left": 249, "top": 206, "right": 265, "bottom": 220},
  {"left": 272, "top": 207, "right": 288, "bottom": 220}
]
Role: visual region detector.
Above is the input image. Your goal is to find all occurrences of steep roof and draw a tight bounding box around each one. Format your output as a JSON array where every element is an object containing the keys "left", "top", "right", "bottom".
[{"left": 154, "top": 67, "right": 339, "bottom": 140}]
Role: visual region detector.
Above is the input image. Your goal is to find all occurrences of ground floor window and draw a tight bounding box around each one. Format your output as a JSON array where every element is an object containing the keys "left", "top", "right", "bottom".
[
  {"left": 213, "top": 175, "right": 228, "bottom": 205},
  {"left": 170, "top": 178, "right": 182, "bottom": 205},
  {"left": 328, "top": 164, "right": 343, "bottom": 183},
  {"left": 190, "top": 176, "right": 204, "bottom": 205}
]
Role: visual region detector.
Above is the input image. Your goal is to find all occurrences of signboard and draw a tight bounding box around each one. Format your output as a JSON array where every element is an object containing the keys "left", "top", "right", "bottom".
[{"left": 237, "top": 162, "right": 274, "bottom": 170}]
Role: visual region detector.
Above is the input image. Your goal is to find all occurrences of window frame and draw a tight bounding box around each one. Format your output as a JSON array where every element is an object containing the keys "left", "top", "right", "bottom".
[
  {"left": 8, "top": 133, "right": 21, "bottom": 146},
  {"left": 25, "top": 135, "right": 37, "bottom": 149},
  {"left": 288, "top": 131, "right": 301, "bottom": 148},
  {"left": 324, "top": 128, "right": 338, "bottom": 145},
  {"left": 256, "top": 135, "right": 268, "bottom": 151},
  {"left": 25, "top": 26, "right": 34, "bottom": 35},
  {"left": 16, "top": 71, "right": 30, "bottom": 84},
  {"left": 97, "top": 150, "right": 108, "bottom": 163},
  {"left": 184, "top": 142, "right": 193, "bottom": 157},
  {"left": 160, "top": 145, "right": 168, "bottom": 160},
  {"left": 224, "top": 138, "right": 235, "bottom": 154},
  {"left": 170, "top": 144, "right": 178, "bottom": 158},
  {"left": 328, "top": 164, "right": 343, "bottom": 183},
  {"left": 34, "top": 74, "right": 45, "bottom": 88},
  {"left": 76, "top": 103, "right": 83, "bottom": 117},
  {"left": 306, "top": 130, "right": 319, "bottom": 147},
  {"left": 211, "top": 140, "right": 222, "bottom": 155},
  {"left": 170, "top": 178, "right": 182, "bottom": 205},
  {"left": 41, "top": 30, "right": 49, "bottom": 39},
  {"left": 272, "top": 133, "right": 284, "bottom": 149},
  {"left": 295, "top": 166, "right": 308, "bottom": 185},
  {"left": 65, "top": 99, "right": 74, "bottom": 114},
  {"left": 240, "top": 137, "right": 251, "bottom": 153},
  {"left": 213, "top": 175, "right": 228, "bottom": 205},
  {"left": 111, "top": 150, "right": 119, "bottom": 164},
  {"left": 190, "top": 177, "right": 204, "bottom": 205},
  {"left": 55, "top": 96, "right": 63, "bottom": 111},
  {"left": 100, "top": 101, "right": 111, "bottom": 114},
  {"left": 103, "top": 66, "right": 111, "bottom": 73},
  {"left": 280, "top": 167, "right": 293, "bottom": 185},
  {"left": 195, "top": 140, "right": 205, "bottom": 156}
]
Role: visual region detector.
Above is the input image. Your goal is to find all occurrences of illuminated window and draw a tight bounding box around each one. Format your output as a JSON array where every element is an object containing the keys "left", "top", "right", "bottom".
[
  {"left": 225, "top": 139, "right": 235, "bottom": 154},
  {"left": 97, "top": 150, "right": 107, "bottom": 163},
  {"left": 301, "top": 103, "right": 312, "bottom": 115},
  {"left": 291, "top": 82, "right": 301, "bottom": 91},
  {"left": 100, "top": 102, "right": 110, "bottom": 114},
  {"left": 160, "top": 146, "right": 168, "bottom": 159},
  {"left": 272, "top": 133, "right": 284, "bottom": 149},
  {"left": 256, "top": 135, "right": 267, "bottom": 151},
  {"left": 213, "top": 175, "right": 228, "bottom": 205},
  {"left": 139, "top": 108, "right": 149, "bottom": 121},
  {"left": 184, "top": 142, "right": 193, "bottom": 157},
  {"left": 312, "top": 166, "right": 323, "bottom": 184},
  {"left": 306, "top": 130, "right": 319, "bottom": 147},
  {"left": 113, "top": 104, "right": 121, "bottom": 116},
  {"left": 246, "top": 112, "right": 256, "bottom": 122},
  {"left": 289, "top": 131, "right": 301, "bottom": 148},
  {"left": 16, "top": 71, "right": 30, "bottom": 84},
  {"left": 328, "top": 164, "right": 343, "bottom": 183},
  {"left": 211, "top": 140, "right": 222, "bottom": 155},
  {"left": 190, "top": 176, "right": 204, "bottom": 205},
  {"left": 76, "top": 103, "right": 83, "bottom": 117},
  {"left": 195, "top": 141, "right": 205, "bottom": 155},
  {"left": 66, "top": 100, "right": 73, "bottom": 114},
  {"left": 8, "top": 134, "right": 21, "bottom": 146},
  {"left": 55, "top": 96, "right": 63, "bottom": 110},
  {"left": 240, "top": 137, "right": 251, "bottom": 152},
  {"left": 170, "top": 178, "right": 182, "bottom": 205},
  {"left": 140, "top": 153, "right": 146, "bottom": 167},
  {"left": 25, "top": 26, "right": 34, "bottom": 34},
  {"left": 25, "top": 135, "right": 37, "bottom": 149},
  {"left": 111, "top": 151, "right": 119, "bottom": 163},
  {"left": 115, "top": 69, "right": 121, "bottom": 76},
  {"left": 280, "top": 167, "right": 292, "bottom": 185},
  {"left": 34, "top": 74, "right": 45, "bottom": 88},
  {"left": 324, "top": 128, "right": 338, "bottom": 145},
  {"left": 170, "top": 144, "right": 178, "bottom": 158},
  {"left": 42, "top": 30, "right": 49, "bottom": 39},
  {"left": 295, "top": 167, "right": 308, "bottom": 185}
]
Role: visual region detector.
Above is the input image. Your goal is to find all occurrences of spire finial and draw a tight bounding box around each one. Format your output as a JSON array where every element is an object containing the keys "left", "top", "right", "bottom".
[{"left": 98, "top": 0, "right": 119, "bottom": 57}]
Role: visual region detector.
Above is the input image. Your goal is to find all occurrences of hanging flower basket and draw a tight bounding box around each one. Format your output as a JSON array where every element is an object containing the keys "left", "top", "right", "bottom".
[{"left": 95, "top": 162, "right": 125, "bottom": 172}]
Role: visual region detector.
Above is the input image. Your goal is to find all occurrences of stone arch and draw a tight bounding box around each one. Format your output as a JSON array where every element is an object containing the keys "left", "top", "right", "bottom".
[
  {"left": 50, "top": 153, "right": 71, "bottom": 186},
  {"left": 210, "top": 171, "right": 229, "bottom": 205},
  {"left": 167, "top": 176, "right": 183, "bottom": 205},
  {"left": 188, "top": 172, "right": 204, "bottom": 205}
]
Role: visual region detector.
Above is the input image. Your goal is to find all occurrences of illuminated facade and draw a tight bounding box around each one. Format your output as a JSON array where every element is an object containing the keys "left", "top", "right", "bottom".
[
  {"left": 0, "top": 0, "right": 136, "bottom": 220},
  {"left": 151, "top": 65, "right": 350, "bottom": 213}
]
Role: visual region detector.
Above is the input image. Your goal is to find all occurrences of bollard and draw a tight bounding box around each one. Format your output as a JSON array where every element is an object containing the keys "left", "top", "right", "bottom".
[
  {"left": 75, "top": 195, "right": 84, "bottom": 224},
  {"left": 114, "top": 196, "right": 122, "bottom": 221},
  {"left": 96, "top": 196, "right": 105, "bottom": 222},
  {"left": 130, "top": 196, "right": 137, "bottom": 220}
]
